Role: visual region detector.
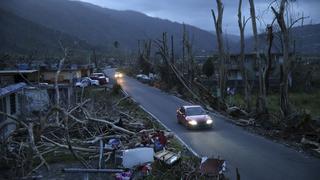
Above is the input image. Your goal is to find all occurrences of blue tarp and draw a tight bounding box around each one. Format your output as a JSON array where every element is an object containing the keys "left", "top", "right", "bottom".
[{"left": 0, "top": 83, "right": 27, "bottom": 97}]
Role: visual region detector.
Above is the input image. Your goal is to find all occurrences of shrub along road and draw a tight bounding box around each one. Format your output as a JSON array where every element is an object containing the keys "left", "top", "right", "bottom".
[{"left": 105, "top": 68, "right": 320, "bottom": 180}]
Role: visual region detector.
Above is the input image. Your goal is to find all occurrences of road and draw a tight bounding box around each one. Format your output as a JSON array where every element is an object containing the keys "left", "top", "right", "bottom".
[{"left": 105, "top": 69, "right": 320, "bottom": 180}]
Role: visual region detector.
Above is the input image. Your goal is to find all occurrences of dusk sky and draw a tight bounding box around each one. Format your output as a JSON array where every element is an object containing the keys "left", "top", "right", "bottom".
[{"left": 77, "top": 0, "right": 320, "bottom": 35}]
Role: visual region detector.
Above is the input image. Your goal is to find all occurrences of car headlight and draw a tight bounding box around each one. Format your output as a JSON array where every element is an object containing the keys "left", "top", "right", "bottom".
[
  {"left": 118, "top": 73, "right": 123, "bottom": 78},
  {"left": 188, "top": 120, "right": 197, "bottom": 126},
  {"left": 206, "top": 119, "right": 213, "bottom": 124}
]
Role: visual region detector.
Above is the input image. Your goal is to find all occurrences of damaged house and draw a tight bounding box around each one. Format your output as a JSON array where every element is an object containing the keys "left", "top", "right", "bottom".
[
  {"left": 0, "top": 63, "right": 94, "bottom": 140},
  {"left": 196, "top": 53, "right": 284, "bottom": 89},
  {"left": 0, "top": 82, "right": 26, "bottom": 140},
  {"left": 0, "top": 69, "right": 40, "bottom": 140}
]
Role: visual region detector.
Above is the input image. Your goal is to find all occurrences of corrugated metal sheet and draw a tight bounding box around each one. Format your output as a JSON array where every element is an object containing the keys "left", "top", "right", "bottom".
[{"left": 0, "top": 83, "right": 26, "bottom": 97}]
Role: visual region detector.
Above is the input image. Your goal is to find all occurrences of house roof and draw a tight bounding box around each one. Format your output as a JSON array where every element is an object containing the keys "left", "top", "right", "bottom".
[
  {"left": 0, "top": 70, "right": 38, "bottom": 74},
  {"left": 0, "top": 83, "right": 27, "bottom": 97},
  {"left": 41, "top": 69, "right": 81, "bottom": 72}
]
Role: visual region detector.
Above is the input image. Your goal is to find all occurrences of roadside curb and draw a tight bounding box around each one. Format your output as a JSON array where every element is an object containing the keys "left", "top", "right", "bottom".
[{"left": 120, "top": 89, "right": 200, "bottom": 158}]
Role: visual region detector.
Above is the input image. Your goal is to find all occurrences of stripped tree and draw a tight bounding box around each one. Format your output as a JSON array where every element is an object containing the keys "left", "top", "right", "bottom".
[
  {"left": 271, "top": 0, "right": 293, "bottom": 120},
  {"left": 211, "top": 0, "right": 227, "bottom": 103},
  {"left": 137, "top": 39, "right": 152, "bottom": 74},
  {"left": 182, "top": 24, "right": 187, "bottom": 75},
  {"left": 271, "top": 0, "right": 309, "bottom": 120},
  {"left": 154, "top": 32, "right": 201, "bottom": 101},
  {"left": 264, "top": 24, "right": 274, "bottom": 94},
  {"left": 181, "top": 24, "right": 195, "bottom": 83},
  {"left": 248, "top": 0, "right": 268, "bottom": 115},
  {"left": 54, "top": 43, "right": 68, "bottom": 123},
  {"left": 238, "top": 0, "right": 252, "bottom": 112}
]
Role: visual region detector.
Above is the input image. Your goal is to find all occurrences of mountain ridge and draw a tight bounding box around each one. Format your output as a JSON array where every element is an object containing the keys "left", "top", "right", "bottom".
[
  {"left": 0, "top": 0, "right": 217, "bottom": 53},
  {"left": 0, "top": 8, "right": 92, "bottom": 57}
]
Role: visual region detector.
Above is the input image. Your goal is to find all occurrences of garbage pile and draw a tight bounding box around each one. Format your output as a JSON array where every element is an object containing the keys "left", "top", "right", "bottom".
[
  {"left": 0, "top": 87, "right": 229, "bottom": 179},
  {"left": 0, "top": 89, "right": 190, "bottom": 179}
]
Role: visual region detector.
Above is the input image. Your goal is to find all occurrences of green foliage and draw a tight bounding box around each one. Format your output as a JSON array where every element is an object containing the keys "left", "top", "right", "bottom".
[
  {"left": 202, "top": 57, "right": 215, "bottom": 77},
  {"left": 233, "top": 91, "right": 320, "bottom": 117}
]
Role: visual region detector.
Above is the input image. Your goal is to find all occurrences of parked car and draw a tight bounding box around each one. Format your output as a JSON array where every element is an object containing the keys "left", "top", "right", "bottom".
[
  {"left": 136, "top": 74, "right": 152, "bottom": 84},
  {"left": 176, "top": 105, "right": 213, "bottom": 129},
  {"left": 75, "top": 77, "right": 99, "bottom": 87},
  {"left": 90, "top": 73, "right": 109, "bottom": 85},
  {"left": 114, "top": 72, "right": 124, "bottom": 78}
]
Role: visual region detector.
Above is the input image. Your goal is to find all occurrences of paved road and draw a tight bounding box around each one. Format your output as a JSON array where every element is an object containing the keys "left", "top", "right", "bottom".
[{"left": 105, "top": 69, "right": 320, "bottom": 180}]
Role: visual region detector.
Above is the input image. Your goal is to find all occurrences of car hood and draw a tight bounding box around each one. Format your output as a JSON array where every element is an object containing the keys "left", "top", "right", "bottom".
[{"left": 186, "top": 115, "right": 209, "bottom": 122}]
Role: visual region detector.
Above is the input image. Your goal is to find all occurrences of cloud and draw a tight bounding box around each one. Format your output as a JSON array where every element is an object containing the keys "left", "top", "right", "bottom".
[{"left": 78, "top": 0, "right": 320, "bottom": 35}]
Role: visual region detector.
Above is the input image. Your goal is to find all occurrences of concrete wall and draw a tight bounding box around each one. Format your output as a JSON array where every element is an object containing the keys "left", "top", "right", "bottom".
[
  {"left": 23, "top": 88, "right": 49, "bottom": 113},
  {"left": 0, "top": 94, "right": 18, "bottom": 141}
]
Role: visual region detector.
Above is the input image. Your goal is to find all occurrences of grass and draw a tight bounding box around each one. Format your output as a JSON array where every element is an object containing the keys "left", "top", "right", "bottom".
[{"left": 232, "top": 90, "right": 320, "bottom": 117}]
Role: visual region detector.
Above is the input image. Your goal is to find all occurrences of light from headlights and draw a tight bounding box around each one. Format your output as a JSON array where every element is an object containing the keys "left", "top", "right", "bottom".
[
  {"left": 206, "top": 119, "right": 213, "bottom": 124},
  {"left": 188, "top": 120, "right": 197, "bottom": 126},
  {"left": 118, "top": 73, "right": 123, "bottom": 78}
]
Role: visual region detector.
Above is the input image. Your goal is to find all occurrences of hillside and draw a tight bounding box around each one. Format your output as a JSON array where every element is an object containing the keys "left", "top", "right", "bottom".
[
  {"left": 0, "top": 0, "right": 217, "bottom": 53},
  {"left": 0, "top": 9, "right": 92, "bottom": 56},
  {"left": 242, "top": 24, "right": 320, "bottom": 55}
]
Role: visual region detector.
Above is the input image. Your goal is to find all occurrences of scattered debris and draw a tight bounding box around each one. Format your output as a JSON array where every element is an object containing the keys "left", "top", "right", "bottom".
[
  {"left": 115, "top": 147, "right": 154, "bottom": 168},
  {"left": 115, "top": 170, "right": 132, "bottom": 180},
  {"left": 154, "top": 149, "right": 181, "bottom": 165},
  {"left": 199, "top": 157, "right": 226, "bottom": 177},
  {"left": 227, "top": 106, "right": 249, "bottom": 118},
  {"left": 0, "top": 86, "right": 225, "bottom": 179},
  {"left": 63, "top": 168, "right": 124, "bottom": 173},
  {"left": 234, "top": 118, "right": 255, "bottom": 127},
  {"left": 301, "top": 135, "right": 320, "bottom": 156}
]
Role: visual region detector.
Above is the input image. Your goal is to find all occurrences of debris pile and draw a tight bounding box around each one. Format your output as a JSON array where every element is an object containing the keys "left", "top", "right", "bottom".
[
  {"left": 234, "top": 110, "right": 320, "bottom": 157},
  {"left": 0, "top": 88, "right": 224, "bottom": 179}
]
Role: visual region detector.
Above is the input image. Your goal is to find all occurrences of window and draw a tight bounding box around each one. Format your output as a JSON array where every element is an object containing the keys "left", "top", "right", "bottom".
[
  {"left": 186, "top": 107, "right": 205, "bottom": 116},
  {"left": 10, "top": 94, "right": 16, "bottom": 114}
]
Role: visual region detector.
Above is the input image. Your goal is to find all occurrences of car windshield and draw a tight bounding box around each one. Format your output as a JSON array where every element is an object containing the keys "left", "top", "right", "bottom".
[{"left": 186, "top": 106, "right": 205, "bottom": 116}]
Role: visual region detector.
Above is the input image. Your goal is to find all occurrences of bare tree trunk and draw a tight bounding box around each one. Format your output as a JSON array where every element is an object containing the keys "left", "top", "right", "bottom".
[
  {"left": 186, "top": 37, "right": 194, "bottom": 83},
  {"left": 271, "top": 0, "right": 291, "bottom": 119},
  {"left": 238, "top": 0, "right": 252, "bottom": 112},
  {"left": 265, "top": 25, "right": 274, "bottom": 94},
  {"left": 182, "top": 25, "right": 194, "bottom": 82},
  {"left": 182, "top": 24, "right": 187, "bottom": 75},
  {"left": 248, "top": 0, "right": 267, "bottom": 114},
  {"left": 211, "top": 0, "right": 226, "bottom": 103},
  {"left": 171, "top": 35, "right": 175, "bottom": 64},
  {"left": 54, "top": 45, "right": 68, "bottom": 123},
  {"left": 155, "top": 33, "right": 201, "bottom": 101}
]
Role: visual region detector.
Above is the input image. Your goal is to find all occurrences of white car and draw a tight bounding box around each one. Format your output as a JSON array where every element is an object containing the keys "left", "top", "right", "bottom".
[
  {"left": 75, "top": 77, "right": 99, "bottom": 87},
  {"left": 136, "top": 74, "right": 152, "bottom": 83},
  {"left": 91, "top": 73, "right": 109, "bottom": 84}
]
